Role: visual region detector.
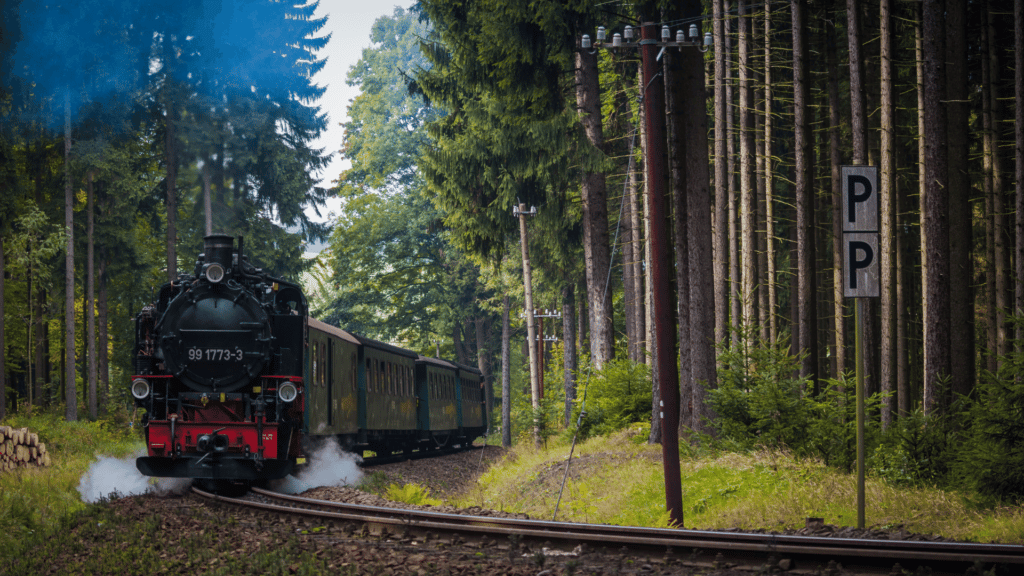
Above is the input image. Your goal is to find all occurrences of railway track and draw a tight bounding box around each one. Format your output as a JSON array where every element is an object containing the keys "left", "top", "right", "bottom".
[{"left": 192, "top": 485, "right": 1024, "bottom": 574}]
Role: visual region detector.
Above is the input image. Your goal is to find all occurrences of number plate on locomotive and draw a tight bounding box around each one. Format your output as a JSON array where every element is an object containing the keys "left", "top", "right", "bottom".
[{"left": 187, "top": 347, "right": 245, "bottom": 362}]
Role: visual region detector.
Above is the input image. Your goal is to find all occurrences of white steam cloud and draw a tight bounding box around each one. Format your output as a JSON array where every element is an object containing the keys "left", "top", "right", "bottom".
[
  {"left": 77, "top": 450, "right": 192, "bottom": 503},
  {"left": 271, "top": 437, "right": 362, "bottom": 495}
]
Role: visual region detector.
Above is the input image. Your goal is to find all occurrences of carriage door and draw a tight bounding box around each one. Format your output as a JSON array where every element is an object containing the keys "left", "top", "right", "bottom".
[{"left": 327, "top": 340, "right": 333, "bottom": 427}]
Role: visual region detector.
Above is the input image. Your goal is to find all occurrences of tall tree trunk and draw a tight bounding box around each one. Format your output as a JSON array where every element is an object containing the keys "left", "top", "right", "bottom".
[
  {"left": 1016, "top": 0, "right": 1024, "bottom": 348},
  {"left": 34, "top": 288, "right": 45, "bottom": 405},
  {"left": 739, "top": 0, "right": 757, "bottom": 335},
  {"left": 87, "top": 172, "right": 97, "bottom": 420},
  {"left": 562, "top": 284, "right": 577, "bottom": 427},
  {"left": 203, "top": 160, "right": 213, "bottom": 236},
  {"left": 619, "top": 83, "right": 641, "bottom": 362},
  {"left": 763, "top": 3, "right": 777, "bottom": 344},
  {"left": 826, "top": 12, "right": 846, "bottom": 381},
  {"left": 879, "top": 0, "right": 897, "bottom": 426},
  {"left": 629, "top": 147, "right": 646, "bottom": 362},
  {"left": 789, "top": 223, "right": 800, "bottom": 360},
  {"left": 988, "top": 1, "right": 1009, "bottom": 362},
  {"left": 726, "top": 5, "right": 741, "bottom": 347},
  {"left": 622, "top": 161, "right": 637, "bottom": 361},
  {"left": 165, "top": 87, "right": 178, "bottom": 283},
  {"left": 897, "top": 162, "right": 912, "bottom": 417},
  {"left": 0, "top": 236, "right": 5, "bottom": 421},
  {"left": 848, "top": 0, "right": 874, "bottom": 400},
  {"left": 474, "top": 315, "right": 492, "bottom": 430},
  {"left": 983, "top": 30, "right": 997, "bottom": 372},
  {"left": 916, "top": 0, "right": 930, "bottom": 390},
  {"left": 680, "top": 4, "right": 717, "bottom": 434},
  {"left": 922, "top": 0, "right": 949, "bottom": 414},
  {"left": 98, "top": 256, "right": 109, "bottom": 413},
  {"left": 755, "top": 32, "right": 769, "bottom": 344},
  {"left": 793, "top": 0, "right": 818, "bottom": 387},
  {"left": 500, "top": 295, "right": 511, "bottom": 448},
  {"left": 946, "top": 0, "right": 972, "bottom": 402},
  {"left": 578, "top": 277, "right": 589, "bottom": 357},
  {"left": 27, "top": 239, "right": 34, "bottom": 408},
  {"left": 666, "top": 46, "right": 692, "bottom": 434},
  {"left": 713, "top": 0, "right": 729, "bottom": 348},
  {"left": 643, "top": 129, "right": 656, "bottom": 367},
  {"left": 575, "top": 50, "right": 614, "bottom": 368},
  {"left": 64, "top": 91, "right": 77, "bottom": 421},
  {"left": 666, "top": 47, "right": 693, "bottom": 435}
]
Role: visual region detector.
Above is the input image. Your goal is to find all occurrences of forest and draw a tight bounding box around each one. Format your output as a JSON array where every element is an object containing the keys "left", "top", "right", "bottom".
[{"left": 2, "top": 0, "right": 1024, "bottom": 498}]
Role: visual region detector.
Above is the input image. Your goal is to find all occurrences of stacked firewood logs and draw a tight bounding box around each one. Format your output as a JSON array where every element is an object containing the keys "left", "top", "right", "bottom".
[{"left": 0, "top": 425, "right": 51, "bottom": 471}]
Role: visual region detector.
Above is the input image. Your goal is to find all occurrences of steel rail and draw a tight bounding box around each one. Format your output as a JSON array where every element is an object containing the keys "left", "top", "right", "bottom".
[{"left": 193, "top": 486, "right": 1024, "bottom": 575}]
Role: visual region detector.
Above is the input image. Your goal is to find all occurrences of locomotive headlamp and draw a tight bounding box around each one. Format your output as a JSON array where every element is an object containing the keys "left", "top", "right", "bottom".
[
  {"left": 278, "top": 382, "right": 299, "bottom": 403},
  {"left": 131, "top": 378, "right": 150, "bottom": 400},
  {"left": 204, "top": 262, "right": 225, "bottom": 284}
]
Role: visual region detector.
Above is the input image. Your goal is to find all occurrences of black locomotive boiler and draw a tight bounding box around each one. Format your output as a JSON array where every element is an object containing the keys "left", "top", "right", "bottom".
[{"left": 131, "top": 234, "right": 486, "bottom": 484}]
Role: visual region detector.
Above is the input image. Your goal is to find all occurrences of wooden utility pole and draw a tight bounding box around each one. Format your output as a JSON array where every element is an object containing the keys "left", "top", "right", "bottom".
[
  {"left": 640, "top": 22, "right": 682, "bottom": 528},
  {"left": 515, "top": 204, "right": 541, "bottom": 447}
]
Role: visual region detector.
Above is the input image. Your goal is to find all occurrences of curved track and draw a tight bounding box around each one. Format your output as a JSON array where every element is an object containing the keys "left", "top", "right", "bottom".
[{"left": 192, "top": 486, "right": 1024, "bottom": 575}]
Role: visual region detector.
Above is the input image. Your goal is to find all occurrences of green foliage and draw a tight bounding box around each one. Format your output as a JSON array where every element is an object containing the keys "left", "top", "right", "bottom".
[
  {"left": 709, "top": 330, "right": 885, "bottom": 469},
  {"left": 710, "top": 332, "right": 812, "bottom": 451},
  {"left": 508, "top": 343, "right": 564, "bottom": 446},
  {"left": 871, "top": 408, "right": 958, "bottom": 487},
  {"left": 955, "top": 335, "right": 1024, "bottom": 502},
  {"left": 341, "top": 7, "right": 439, "bottom": 194},
  {"left": 416, "top": 0, "right": 592, "bottom": 264},
  {"left": 318, "top": 6, "right": 497, "bottom": 358},
  {"left": 385, "top": 482, "right": 442, "bottom": 507},
  {"left": 0, "top": 407, "right": 143, "bottom": 561},
  {"left": 356, "top": 471, "right": 390, "bottom": 496},
  {"left": 570, "top": 351, "right": 651, "bottom": 441}
]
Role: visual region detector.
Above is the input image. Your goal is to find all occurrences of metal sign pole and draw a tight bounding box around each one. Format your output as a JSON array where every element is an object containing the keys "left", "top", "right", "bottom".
[
  {"left": 855, "top": 298, "right": 865, "bottom": 529},
  {"left": 841, "top": 165, "right": 877, "bottom": 532}
]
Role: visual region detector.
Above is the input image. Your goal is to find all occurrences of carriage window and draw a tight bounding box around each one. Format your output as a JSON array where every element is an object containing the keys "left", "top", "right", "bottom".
[
  {"left": 312, "top": 343, "right": 319, "bottom": 387},
  {"left": 352, "top": 354, "right": 357, "bottom": 391}
]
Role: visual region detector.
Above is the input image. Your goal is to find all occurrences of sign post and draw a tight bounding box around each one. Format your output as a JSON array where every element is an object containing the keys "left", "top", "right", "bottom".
[{"left": 842, "top": 165, "right": 878, "bottom": 530}]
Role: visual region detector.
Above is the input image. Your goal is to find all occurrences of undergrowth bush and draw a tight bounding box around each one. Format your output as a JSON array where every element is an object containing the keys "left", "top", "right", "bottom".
[
  {"left": 870, "top": 405, "right": 959, "bottom": 488},
  {"left": 385, "top": 482, "right": 442, "bottom": 506},
  {"left": 709, "top": 329, "right": 884, "bottom": 470},
  {"left": 955, "top": 335, "right": 1024, "bottom": 502},
  {"left": 569, "top": 351, "right": 651, "bottom": 441},
  {"left": 0, "top": 405, "right": 144, "bottom": 567}
]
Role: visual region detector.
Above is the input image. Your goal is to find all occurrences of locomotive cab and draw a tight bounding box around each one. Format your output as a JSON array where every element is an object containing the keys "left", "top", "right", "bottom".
[{"left": 132, "top": 234, "right": 308, "bottom": 482}]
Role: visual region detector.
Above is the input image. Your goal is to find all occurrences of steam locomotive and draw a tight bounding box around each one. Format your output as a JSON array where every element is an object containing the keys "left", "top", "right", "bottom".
[{"left": 131, "top": 234, "right": 486, "bottom": 484}]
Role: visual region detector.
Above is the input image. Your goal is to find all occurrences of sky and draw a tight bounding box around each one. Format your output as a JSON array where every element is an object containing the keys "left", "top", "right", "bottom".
[{"left": 305, "top": 0, "right": 415, "bottom": 227}]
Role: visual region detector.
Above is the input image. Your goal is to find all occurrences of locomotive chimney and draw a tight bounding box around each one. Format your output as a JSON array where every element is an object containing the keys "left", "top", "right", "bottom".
[{"left": 204, "top": 234, "right": 234, "bottom": 269}]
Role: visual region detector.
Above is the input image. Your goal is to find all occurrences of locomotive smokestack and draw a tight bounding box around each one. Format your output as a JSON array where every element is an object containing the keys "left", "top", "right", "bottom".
[{"left": 204, "top": 234, "right": 234, "bottom": 269}]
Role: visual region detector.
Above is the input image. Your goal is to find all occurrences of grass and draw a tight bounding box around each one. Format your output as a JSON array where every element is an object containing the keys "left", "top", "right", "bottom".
[
  {"left": 2, "top": 498, "right": 341, "bottom": 576},
  {"left": 453, "top": 430, "right": 1024, "bottom": 543},
  {"left": 385, "top": 482, "right": 443, "bottom": 507},
  {"left": 4, "top": 408, "right": 1023, "bottom": 575},
  {"left": 0, "top": 407, "right": 144, "bottom": 564}
]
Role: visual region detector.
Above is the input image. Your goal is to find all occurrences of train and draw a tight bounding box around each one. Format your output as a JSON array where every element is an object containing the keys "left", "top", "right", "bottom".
[{"left": 130, "top": 234, "right": 487, "bottom": 485}]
